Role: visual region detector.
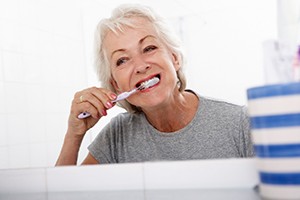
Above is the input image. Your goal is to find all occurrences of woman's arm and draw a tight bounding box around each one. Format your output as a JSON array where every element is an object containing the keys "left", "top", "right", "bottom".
[
  {"left": 55, "top": 87, "right": 116, "bottom": 166},
  {"left": 55, "top": 131, "right": 85, "bottom": 166}
]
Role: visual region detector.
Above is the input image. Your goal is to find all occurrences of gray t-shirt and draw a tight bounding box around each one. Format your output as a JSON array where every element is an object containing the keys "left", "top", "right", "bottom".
[{"left": 88, "top": 95, "right": 254, "bottom": 164}]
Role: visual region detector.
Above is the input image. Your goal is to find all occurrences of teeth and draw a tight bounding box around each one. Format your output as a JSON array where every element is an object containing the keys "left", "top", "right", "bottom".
[
  {"left": 140, "top": 80, "right": 149, "bottom": 87},
  {"left": 139, "top": 77, "right": 159, "bottom": 90}
]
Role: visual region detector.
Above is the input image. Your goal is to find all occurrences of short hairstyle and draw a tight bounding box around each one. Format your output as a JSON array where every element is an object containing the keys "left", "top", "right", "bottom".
[{"left": 94, "top": 4, "right": 186, "bottom": 113}]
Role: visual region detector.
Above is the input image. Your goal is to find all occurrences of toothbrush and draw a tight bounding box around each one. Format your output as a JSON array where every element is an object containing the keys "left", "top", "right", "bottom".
[
  {"left": 293, "top": 45, "right": 300, "bottom": 82},
  {"left": 78, "top": 77, "right": 159, "bottom": 119}
]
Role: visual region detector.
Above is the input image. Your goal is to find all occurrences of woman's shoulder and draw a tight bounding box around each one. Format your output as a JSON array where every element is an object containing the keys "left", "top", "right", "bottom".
[
  {"left": 186, "top": 90, "right": 242, "bottom": 106},
  {"left": 201, "top": 95, "right": 244, "bottom": 108},
  {"left": 193, "top": 93, "right": 247, "bottom": 117}
]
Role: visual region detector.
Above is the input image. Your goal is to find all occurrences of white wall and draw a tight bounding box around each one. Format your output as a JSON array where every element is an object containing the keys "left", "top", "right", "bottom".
[
  {"left": 0, "top": 0, "right": 88, "bottom": 169},
  {"left": 277, "top": 0, "right": 300, "bottom": 45},
  {"left": 183, "top": 1, "right": 277, "bottom": 104},
  {"left": 0, "top": 0, "right": 278, "bottom": 169}
]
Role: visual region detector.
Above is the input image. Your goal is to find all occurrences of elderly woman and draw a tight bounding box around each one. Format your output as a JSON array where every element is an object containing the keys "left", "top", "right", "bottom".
[{"left": 56, "top": 4, "right": 254, "bottom": 166}]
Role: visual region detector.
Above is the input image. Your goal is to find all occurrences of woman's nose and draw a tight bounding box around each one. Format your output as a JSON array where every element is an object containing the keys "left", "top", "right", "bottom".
[
  {"left": 135, "top": 64, "right": 151, "bottom": 74},
  {"left": 133, "top": 56, "right": 151, "bottom": 74}
]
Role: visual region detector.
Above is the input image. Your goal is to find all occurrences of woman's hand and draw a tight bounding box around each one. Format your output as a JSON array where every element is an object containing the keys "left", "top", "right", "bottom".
[
  {"left": 68, "top": 87, "right": 117, "bottom": 137},
  {"left": 56, "top": 87, "right": 116, "bottom": 166}
]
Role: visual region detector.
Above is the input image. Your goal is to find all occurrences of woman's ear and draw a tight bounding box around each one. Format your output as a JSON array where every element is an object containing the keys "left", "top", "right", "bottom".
[
  {"left": 110, "top": 78, "right": 120, "bottom": 92},
  {"left": 172, "top": 53, "right": 180, "bottom": 71}
]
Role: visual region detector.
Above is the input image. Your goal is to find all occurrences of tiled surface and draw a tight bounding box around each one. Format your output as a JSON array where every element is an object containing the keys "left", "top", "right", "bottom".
[
  {"left": 0, "top": 167, "right": 47, "bottom": 193},
  {"left": 0, "top": 0, "right": 91, "bottom": 169},
  {"left": 46, "top": 163, "right": 144, "bottom": 192},
  {"left": 0, "top": 114, "right": 7, "bottom": 146},
  {"left": 0, "top": 158, "right": 258, "bottom": 193},
  {"left": 8, "top": 144, "right": 30, "bottom": 169},
  {"left": 0, "top": 147, "right": 9, "bottom": 169},
  {"left": 143, "top": 158, "right": 258, "bottom": 190},
  {"left": 0, "top": 189, "right": 260, "bottom": 200}
]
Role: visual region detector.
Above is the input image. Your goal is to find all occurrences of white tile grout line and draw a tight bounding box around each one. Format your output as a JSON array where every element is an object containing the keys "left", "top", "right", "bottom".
[
  {"left": 142, "top": 163, "right": 147, "bottom": 200},
  {"left": 45, "top": 167, "right": 49, "bottom": 198}
]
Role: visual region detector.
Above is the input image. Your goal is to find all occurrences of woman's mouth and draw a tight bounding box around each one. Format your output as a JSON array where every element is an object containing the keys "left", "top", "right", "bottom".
[
  {"left": 138, "top": 76, "right": 160, "bottom": 90},
  {"left": 135, "top": 74, "right": 161, "bottom": 89}
]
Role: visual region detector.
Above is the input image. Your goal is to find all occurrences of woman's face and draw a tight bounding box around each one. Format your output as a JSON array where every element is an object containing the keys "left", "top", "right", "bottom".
[{"left": 104, "top": 17, "right": 180, "bottom": 110}]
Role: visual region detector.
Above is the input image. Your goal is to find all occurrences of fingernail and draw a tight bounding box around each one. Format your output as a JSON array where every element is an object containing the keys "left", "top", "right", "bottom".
[
  {"left": 110, "top": 93, "right": 117, "bottom": 100},
  {"left": 106, "top": 101, "right": 113, "bottom": 108},
  {"left": 101, "top": 110, "right": 107, "bottom": 116}
]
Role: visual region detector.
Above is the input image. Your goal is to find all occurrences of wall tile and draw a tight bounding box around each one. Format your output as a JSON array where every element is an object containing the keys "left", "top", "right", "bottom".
[
  {"left": 143, "top": 158, "right": 258, "bottom": 190},
  {"left": 55, "top": 41, "right": 86, "bottom": 86},
  {"left": 27, "top": 113, "right": 46, "bottom": 143},
  {"left": 0, "top": 0, "right": 20, "bottom": 22},
  {"left": 37, "top": 31, "right": 55, "bottom": 57},
  {"left": 0, "top": 20, "right": 22, "bottom": 52},
  {"left": 0, "top": 146, "right": 9, "bottom": 169},
  {"left": 40, "top": 56, "right": 59, "bottom": 86},
  {"left": 29, "top": 143, "right": 47, "bottom": 168},
  {"left": 36, "top": 3, "right": 55, "bottom": 32},
  {"left": 77, "top": 132, "right": 92, "bottom": 164},
  {"left": 51, "top": 5, "right": 82, "bottom": 40},
  {"left": 0, "top": 167, "right": 47, "bottom": 193},
  {"left": 22, "top": 54, "right": 43, "bottom": 84},
  {"left": 19, "top": 0, "right": 39, "bottom": 28},
  {"left": 0, "top": 82, "right": 6, "bottom": 113},
  {"left": 43, "top": 86, "right": 62, "bottom": 113},
  {"left": 2, "top": 51, "right": 24, "bottom": 82},
  {"left": 47, "top": 163, "right": 144, "bottom": 192},
  {"left": 8, "top": 144, "right": 30, "bottom": 169},
  {"left": 46, "top": 141, "right": 63, "bottom": 167},
  {"left": 45, "top": 113, "right": 67, "bottom": 142},
  {"left": 20, "top": 26, "right": 40, "bottom": 55},
  {"left": 39, "top": 89, "right": 85, "bottom": 124},
  {"left": 58, "top": 86, "right": 82, "bottom": 115},
  {"left": 4, "top": 83, "right": 27, "bottom": 114},
  {"left": 0, "top": 114, "right": 8, "bottom": 146},
  {"left": 0, "top": 51, "right": 3, "bottom": 81},
  {"left": 25, "top": 84, "right": 45, "bottom": 113},
  {"left": 6, "top": 113, "right": 29, "bottom": 145}
]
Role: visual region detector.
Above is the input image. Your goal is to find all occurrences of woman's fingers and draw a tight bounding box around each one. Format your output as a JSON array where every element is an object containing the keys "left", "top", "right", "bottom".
[{"left": 73, "top": 87, "right": 116, "bottom": 119}]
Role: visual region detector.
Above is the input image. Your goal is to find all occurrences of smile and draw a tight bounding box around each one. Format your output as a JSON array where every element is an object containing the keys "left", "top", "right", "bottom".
[{"left": 135, "top": 74, "right": 161, "bottom": 89}]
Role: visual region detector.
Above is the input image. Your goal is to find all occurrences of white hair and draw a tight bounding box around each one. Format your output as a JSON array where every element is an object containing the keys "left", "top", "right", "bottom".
[{"left": 94, "top": 4, "right": 186, "bottom": 113}]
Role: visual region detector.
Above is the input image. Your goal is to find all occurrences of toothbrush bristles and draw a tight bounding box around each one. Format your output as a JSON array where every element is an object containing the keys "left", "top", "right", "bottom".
[{"left": 138, "top": 77, "right": 159, "bottom": 91}]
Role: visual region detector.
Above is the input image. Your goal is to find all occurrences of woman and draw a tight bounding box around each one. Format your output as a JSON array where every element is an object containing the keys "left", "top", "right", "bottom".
[{"left": 56, "top": 4, "right": 254, "bottom": 166}]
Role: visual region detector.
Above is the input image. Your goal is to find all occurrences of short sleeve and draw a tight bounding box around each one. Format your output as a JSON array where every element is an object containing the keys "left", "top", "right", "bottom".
[
  {"left": 88, "top": 121, "right": 117, "bottom": 164},
  {"left": 239, "top": 106, "right": 255, "bottom": 157}
]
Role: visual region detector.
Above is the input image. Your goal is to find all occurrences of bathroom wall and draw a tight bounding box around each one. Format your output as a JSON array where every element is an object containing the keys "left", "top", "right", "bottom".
[
  {"left": 277, "top": 0, "right": 300, "bottom": 46},
  {"left": 0, "top": 0, "right": 278, "bottom": 169},
  {"left": 0, "top": 0, "right": 91, "bottom": 169}
]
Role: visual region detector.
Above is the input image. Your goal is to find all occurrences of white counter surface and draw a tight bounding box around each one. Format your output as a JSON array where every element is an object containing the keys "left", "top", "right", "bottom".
[{"left": 0, "top": 158, "right": 260, "bottom": 199}]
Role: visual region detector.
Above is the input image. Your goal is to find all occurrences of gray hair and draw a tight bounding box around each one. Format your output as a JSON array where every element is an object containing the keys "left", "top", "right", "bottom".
[{"left": 94, "top": 4, "right": 186, "bottom": 113}]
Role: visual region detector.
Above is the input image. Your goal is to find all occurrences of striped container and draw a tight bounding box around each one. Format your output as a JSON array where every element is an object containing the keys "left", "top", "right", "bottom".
[{"left": 247, "top": 82, "right": 300, "bottom": 199}]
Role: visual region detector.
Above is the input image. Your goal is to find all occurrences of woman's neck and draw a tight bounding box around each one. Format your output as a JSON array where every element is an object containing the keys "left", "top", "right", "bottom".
[{"left": 142, "top": 91, "right": 199, "bottom": 132}]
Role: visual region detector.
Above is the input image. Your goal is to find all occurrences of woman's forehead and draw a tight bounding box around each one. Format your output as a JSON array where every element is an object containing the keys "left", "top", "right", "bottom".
[{"left": 103, "top": 18, "right": 158, "bottom": 52}]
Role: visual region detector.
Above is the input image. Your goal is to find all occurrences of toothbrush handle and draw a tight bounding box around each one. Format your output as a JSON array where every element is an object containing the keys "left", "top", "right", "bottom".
[
  {"left": 111, "top": 88, "right": 137, "bottom": 103},
  {"left": 77, "top": 88, "right": 138, "bottom": 119},
  {"left": 78, "top": 112, "right": 91, "bottom": 119}
]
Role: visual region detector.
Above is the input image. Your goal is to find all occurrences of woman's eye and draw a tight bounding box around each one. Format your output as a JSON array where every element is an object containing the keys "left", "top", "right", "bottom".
[
  {"left": 143, "top": 45, "right": 157, "bottom": 53},
  {"left": 116, "top": 57, "right": 128, "bottom": 66}
]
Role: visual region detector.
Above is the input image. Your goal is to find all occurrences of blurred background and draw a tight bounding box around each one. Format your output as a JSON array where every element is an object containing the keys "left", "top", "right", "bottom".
[{"left": 0, "top": 0, "right": 298, "bottom": 169}]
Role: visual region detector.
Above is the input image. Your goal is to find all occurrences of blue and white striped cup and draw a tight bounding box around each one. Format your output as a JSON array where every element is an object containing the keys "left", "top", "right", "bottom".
[{"left": 247, "top": 82, "right": 300, "bottom": 199}]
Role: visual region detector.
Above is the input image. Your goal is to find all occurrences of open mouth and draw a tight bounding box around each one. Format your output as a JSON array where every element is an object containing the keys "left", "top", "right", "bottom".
[{"left": 135, "top": 74, "right": 160, "bottom": 89}]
